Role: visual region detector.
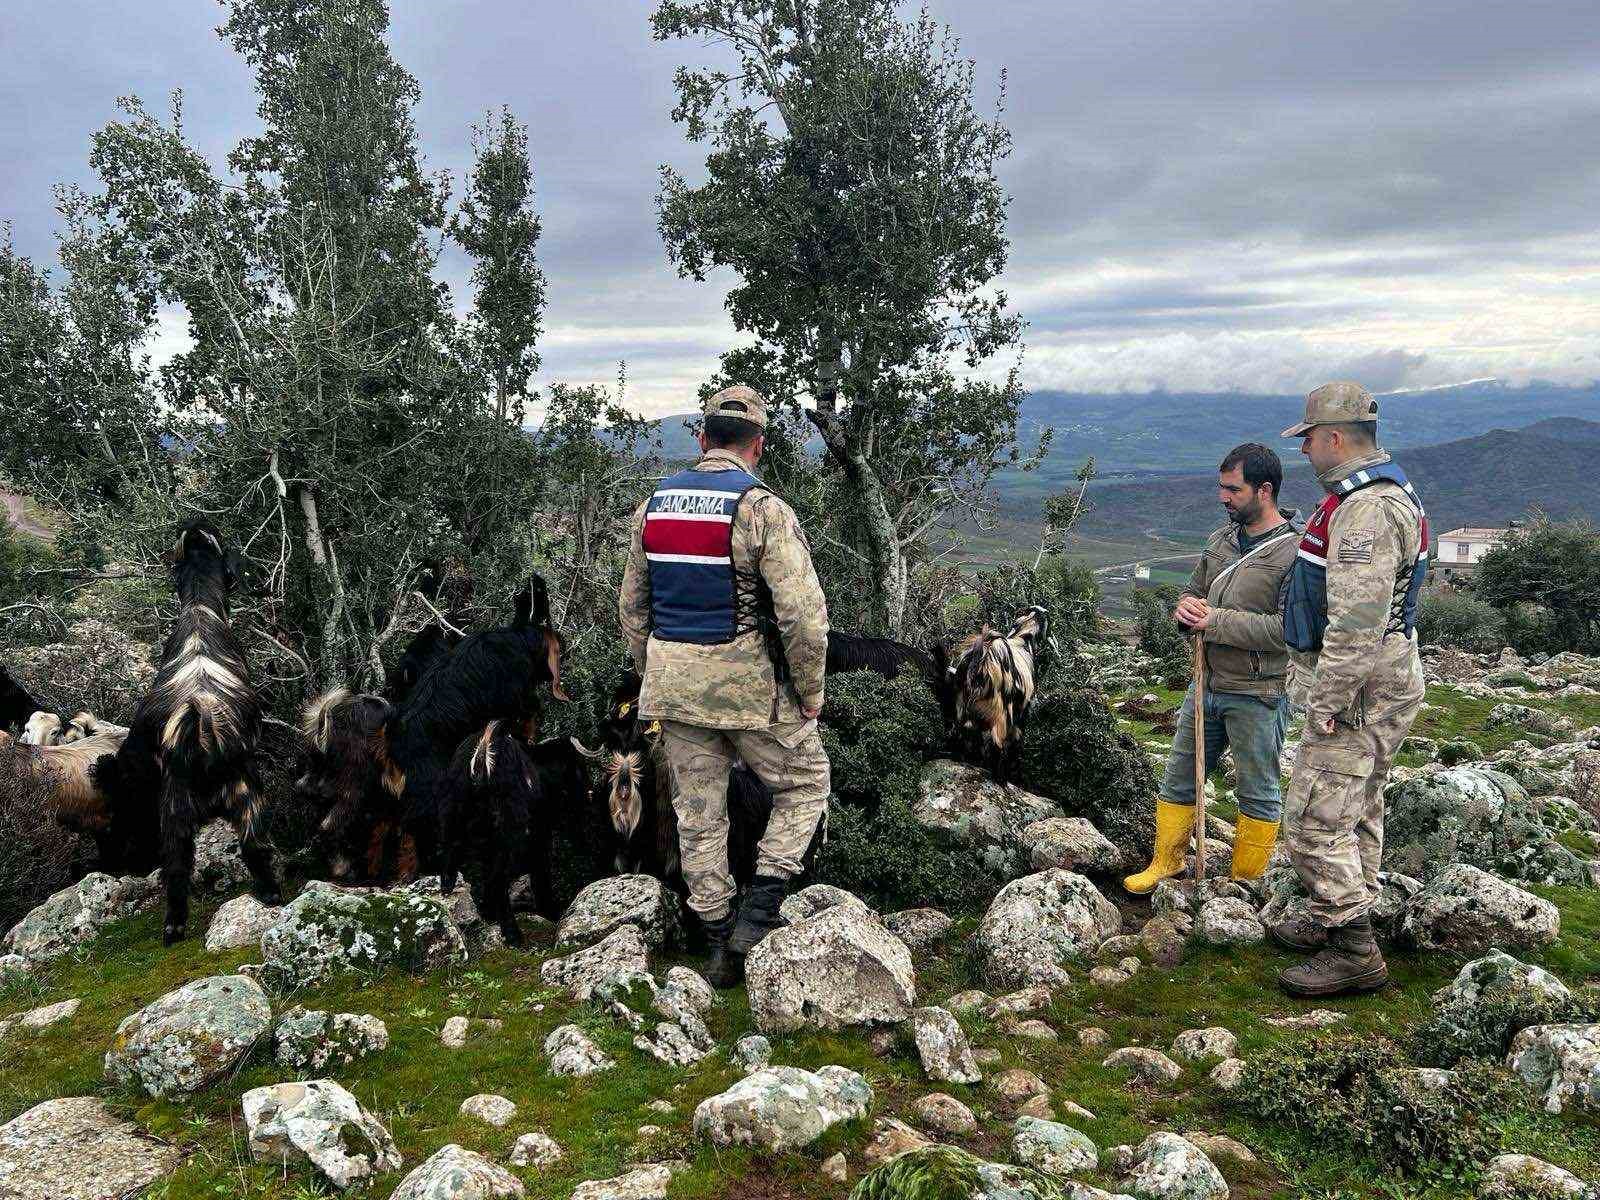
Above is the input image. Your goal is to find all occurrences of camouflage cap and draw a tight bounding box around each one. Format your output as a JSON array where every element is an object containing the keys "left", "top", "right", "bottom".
[
  {"left": 703, "top": 384, "right": 768, "bottom": 432},
  {"left": 1281, "top": 381, "right": 1379, "bottom": 438}
]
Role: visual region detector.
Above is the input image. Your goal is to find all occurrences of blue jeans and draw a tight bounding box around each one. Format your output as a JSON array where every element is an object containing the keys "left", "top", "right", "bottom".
[{"left": 1160, "top": 684, "right": 1291, "bottom": 822}]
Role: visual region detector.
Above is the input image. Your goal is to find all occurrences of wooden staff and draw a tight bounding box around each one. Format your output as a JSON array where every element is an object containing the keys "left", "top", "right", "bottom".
[{"left": 1192, "top": 634, "right": 1208, "bottom": 891}]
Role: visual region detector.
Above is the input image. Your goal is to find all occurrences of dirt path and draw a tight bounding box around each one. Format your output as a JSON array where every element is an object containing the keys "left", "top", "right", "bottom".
[{"left": 1, "top": 490, "right": 52, "bottom": 540}]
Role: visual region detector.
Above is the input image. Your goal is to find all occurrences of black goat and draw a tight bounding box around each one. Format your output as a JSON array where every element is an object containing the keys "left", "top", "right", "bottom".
[
  {"left": 0, "top": 667, "right": 43, "bottom": 735},
  {"left": 110, "top": 520, "right": 279, "bottom": 943},
  {"left": 948, "top": 605, "right": 1050, "bottom": 785},
  {"left": 296, "top": 687, "right": 403, "bottom": 882},
  {"left": 441, "top": 717, "right": 539, "bottom": 947},
  {"left": 386, "top": 623, "right": 461, "bottom": 704}
]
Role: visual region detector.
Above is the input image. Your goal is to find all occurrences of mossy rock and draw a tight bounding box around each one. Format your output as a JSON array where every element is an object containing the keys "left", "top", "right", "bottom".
[
  {"left": 850, "top": 1145, "right": 1065, "bottom": 1200},
  {"left": 259, "top": 881, "right": 466, "bottom": 990}
]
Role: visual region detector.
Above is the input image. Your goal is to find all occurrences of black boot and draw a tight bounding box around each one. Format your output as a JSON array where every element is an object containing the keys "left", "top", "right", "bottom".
[
  {"left": 702, "top": 911, "right": 741, "bottom": 989},
  {"left": 728, "top": 874, "right": 788, "bottom": 956},
  {"left": 1279, "top": 914, "right": 1388, "bottom": 997}
]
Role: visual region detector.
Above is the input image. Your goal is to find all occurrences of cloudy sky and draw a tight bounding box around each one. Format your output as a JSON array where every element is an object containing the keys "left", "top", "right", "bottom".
[{"left": 3, "top": 0, "right": 1597, "bottom": 416}]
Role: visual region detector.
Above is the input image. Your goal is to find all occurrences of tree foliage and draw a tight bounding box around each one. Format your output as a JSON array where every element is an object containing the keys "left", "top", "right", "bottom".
[{"left": 1473, "top": 516, "right": 1600, "bottom": 655}]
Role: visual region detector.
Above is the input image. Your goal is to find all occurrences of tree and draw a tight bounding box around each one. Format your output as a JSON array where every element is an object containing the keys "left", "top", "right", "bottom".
[
  {"left": 654, "top": 0, "right": 1037, "bottom": 635},
  {"left": 1473, "top": 516, "right": 1600, "bottom": 655}
]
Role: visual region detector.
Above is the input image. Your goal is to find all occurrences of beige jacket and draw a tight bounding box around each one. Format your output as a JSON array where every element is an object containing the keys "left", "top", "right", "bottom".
[
  {"left": 1184, "top": 514, "right": 1300, "bottom": 699},
  {"left": 619, "top": 450, "right": 830, "bottom": 731}
]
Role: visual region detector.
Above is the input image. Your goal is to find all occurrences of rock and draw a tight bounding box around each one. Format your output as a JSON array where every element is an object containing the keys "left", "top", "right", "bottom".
[
  {"left": 4, "top": 872, "right": 159, "bottom": 963},
  {"left": 883, "top": 907, "right": 956, "bottom": 954},
  {"left": 865, "top": 1117, "right": 935, "bottom": 1166},
  {"left": 242, "top": 1078, "right": 400, "bottom": 1189},
  {"left": 1489, "top": 703, "right": 1574, "bottom": 737},
  {"left": 693, "top": 1064, "right": 872, "bottom": 1152},
  {"left": 459, "top": 1093, "right": 517, "bottom": 1127},
  {"left": 914, "top": 759, "right": 1064, "bottom": 878},
  {"left": 204, "top": 894, "right": 282, "bottom": 952},
  {"left": 0, "top": 1096, "right": 181, "bottom": 1200},
  {"left": 274, "top": 1007, "right": 388, "bottom": 1073},
  {"left": 914, "top": 1092, "right": 978, "bottom": 1135},
  {"left": 571, "top": 1165, "right": 674, "bottom": 1200},
  {"left": 1506, "top": 1023, "right": 1600, "bottom": 1113},
  {"left": 993, "top": 1067, "right": 1050, "bottom": 1105},
  {"left": 780, "top": 882, "right": 874, "bottom": 923},
  {"left": 645, "top": 1099, "right": 676, "bottom": 1114},
  {"left": 1079, "top": 1027, "right": 1111, "bottom": 1049},
  {"left": 745, "top": 903, "right": 915, "bottom": 1033},
  {"left": 661, "top": 966, "right": 716, "bottom": 1014},
  {"left": 1013, "top": 1115, "right": 1099, "bottom": 1177},
  {"left": 1139, "top": 912, "right": 1190, "bottom": 969},
  {"left": 1399, "top": 864, "right": 1560, "bottom": 954},
  {"left": 440, "top": 1016, "right": 501, "bottom": 1048},
  {"left": 1479, "top": 1153, "right": 1591, "bottom": 1199},
  {"left": 189, "top": 819, "right": 254, "bottom": 897},
  {"left": 1263, "top": 1009, "right": 1346, "bottom": 1029},
  {"left": 974, "top": 1048, "right": 1003, "bottom": 1067},
  {"left": 1182, "top": 1131, "right": 1256, "bottom": 1164},
  {"left": 540, "top": 924, "right": 652, "bottom": 1001},
  {"left": 912, "top": 1005, "right": 983, "bottom": 1083},
  {"left": 557, "top": 874, "right": 682, "bottom": 949},
  {"left": 821, "top": 1151, "right": 849, "bottom": 1183},
  {"left": 1196, "top": 897, "right": 1264, "bottom": 946},
  {"left": 1121, "top": 1132, "right": 1228, "bottom": 1200},
  {"left": 1016, "top": 1095, "right": 1056, "bottom": 1121},
  {"left": 1369, "top": 872, "right": 1426, "bottom": 941},
  {"left": 1098, "top": 934, "right": 1143, "bottom": 960},
  {"left": 634, "top": 1020, "right": 712, "bottom": 1068},
  {"left": 944, "top": 989, "right": 992, "bottom": 1013},
  {"left": 1208, "top": 1059, "right": 1246, "bottom": 1091},
  {"left": 259, "top": 880, "right": 465, "bottom": 989},
  {"left": 1152, "top": 878, "right": 1245, "bottom": 917},
  {"left": 986, "top": 986, "right": 1053, "bottom": 1017},
  {"left": 1, "top": 997, "right": 80, "bottom": 1034},
  {"left": 849, "top": 1145, "right": 1073, "bottom": 1200},
  {"left": 545, "top": 1025, "right": 615, "bottom": 1077},
  {"left": 104, "top": 973, "right": 271, "bottom": 1097},
  {"left": 1021, "top": 816, "right": 1124, "bottom": 874},
  {"left": 1090, "top": 965, "right": 1131, "bottom": 987},
  {"left": 508, "top": 1131, "right": 563, "bottom": 1168},
  {"left": 1061, "top": 1100, "right": 1098, "bottom": 1123},
  {"left": 1421, "top": 951, "right": 1574, "bottom": 1060},
  {"left": 1102, "top": 1047, "right": 1182, "bottom": 1085},
  {"left": 975, "top": 869, "right": 1121, "bottom": 991},
  {"left": 732, "top": 1034, "right": 772, "bottom": 1073},
  {"left": 1171, "top": 1027, "right": 1238, "bottom": 1063},
  {"left": 389, "top": 1144, "right": 526, "bottom": 1199},
  {"left": 1011, "top": 1019, "right": 1059, "bottom": 1040}
]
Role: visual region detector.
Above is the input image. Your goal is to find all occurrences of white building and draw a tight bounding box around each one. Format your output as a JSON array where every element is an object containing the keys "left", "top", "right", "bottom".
[{"left": 1434, "top": 527, "right": 1509, "bottom": 579}]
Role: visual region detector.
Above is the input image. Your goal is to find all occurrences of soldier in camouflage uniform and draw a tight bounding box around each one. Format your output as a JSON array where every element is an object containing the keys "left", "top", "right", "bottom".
[
  {"left": 1271, "top": 382, "right": 1429, "bottom": 997},
  {"left": 619, "top": 385, "right": 830, "bottom": 986}
]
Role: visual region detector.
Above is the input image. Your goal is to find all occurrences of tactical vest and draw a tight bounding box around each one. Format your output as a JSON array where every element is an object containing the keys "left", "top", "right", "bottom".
[
  {"left": 642, "top": 466, "right": 774, "bottom": 647},
  {"left": 1282, "top": 462, "right": 1430, "bottom": 653}
]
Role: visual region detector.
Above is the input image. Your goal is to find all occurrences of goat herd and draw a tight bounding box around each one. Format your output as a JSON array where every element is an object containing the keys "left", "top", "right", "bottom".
[{"left": 0, "top": 519, "right": 1052, "bottom": 951}]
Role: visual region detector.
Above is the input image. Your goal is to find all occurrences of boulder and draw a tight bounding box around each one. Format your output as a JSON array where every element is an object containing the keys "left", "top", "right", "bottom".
[
  {"left": 104, "top": 974, "right": 271, "bottom": 1097},
  {"left": 1488, "top": 703, "right": 1574, "bottom": 738},
  {"left": 732, "top": 1034, "right": 772, "bottom": 1073},
  {"left": 1479, "top": 1153, "right": 1592, "bottom": 1199},
  {"left": 1195, "top": 897, "right": 1264, "bottom": 946},
  {"left": 0, "top": 1096, "right": 182, "bottom": 1200},
  {"left": 911, "top": 1006, "right": 982, "bottom": 1084},
  {"left": 0, "top": 997, "right": 80, "bottom": 1036},
  {"left": 847, "top": 1145, "right": 1072, "bottom": 1200},
  {"left": 975, "top": 870, "right": 1121, "bottom": 991},
  {"left": 1417, "top": 952, "right": 1574, "bottom": 1063},
  {"left": 1398, "top": 864, "right": 1560, "bottom": 954},
  {"left": 993, "top": 1068, "right": 1050, "bottom": 1106},
  {"left": 508, "top": 1131, "right": 564, "bottom": 1168},
  {"left": 1120, "top": 1132, "right": 1228, "bottom": 1200},
  {"left": 781, "top": 883, "right": 874, "bottom": 924},
  {"left": 660, "top": 966, "right": 716, "bottom": 1014},
  {"left": 633, "top": 1018, "right": 712, "bottom": 1068},
  {"left": 539, "top": 925, "right": 652, "bottom": 1001},
  {"left": 460, "top": 1094, "right": 517, "bottom": 1127},
  {"left": 745, "top": 903, "right": 915, "bottom": 1033},
  {"left": 1181, "top": 1132, "right": 1255, "bottom": 1164},
  {"left": 1013, "top": 1115, "right": 1099, "bottom": 1176},
  {"left": 865, "top": 1117, "right": 935, "bottom": 1166},
  {"left": 693, "top": 1064, "right": 871, "bottom": 1152},
  {"left": 440, "top": 1016, "right": 501, "bottom": 1049},
  {"left": 883, "top": 908, "right": 956, "bottom": 954},
  {"left": 1021, "top": 816, "right": 1124, "bottom": 875},
  {"left": 189, "top": 820, "right": 254, "bottom": 898},
  {"left": 1171, "top": 1028, "right": 1238, "bottom": 1063},
  {"left": 259, "top": 881, "right": 466, "bottom": 989},
  {"left": 205, "top": 894, "right": 283, "bottom": 952},
  {"left": 273, "top": 1007, "right": 388, "bottom": 1073},
  {"left": 1102, "top": 1047, "right": 1182, "bottom": 1085},
  {"left": 4, "top": 872, "right": 159, "bottom": 963},
  {"left": 1140, "top": 912, "right": 1190, "bottom": 969},
  {"left": 242, "top": 1078, "right": 400, "bottom": 1188},
  {"left": 544, "top": 1025, "right": 615, "bottom": 1077},
  {"left": 389, "top": 1144, "right": 526, "bottom": 1199},
  {"left": 571, "top": 1165, "right": 674, "bottom": 1200},
  {"left": 914, "top": 759, "right": 1064, "bottom": 878},
  {"left": 914, "top": 1092, "right": 978, "bottom": 1136},
  {"left": 1506, "top": 1023, "right": 1600, "bottom": 1114},
  {"left": 1208, "top": 1059, "right": 1245, "bottom": 1091},
  {"left": 557, "top": 874, "right": 681, "bottom": 949}
]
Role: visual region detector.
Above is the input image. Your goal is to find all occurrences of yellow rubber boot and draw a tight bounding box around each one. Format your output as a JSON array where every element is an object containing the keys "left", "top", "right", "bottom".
[
  {"left": 1123, "top": 799, "right": 1196, "bottom": 895},
  {"left": 1230, "top": 814, "right": 1280, "bottom": 881}
]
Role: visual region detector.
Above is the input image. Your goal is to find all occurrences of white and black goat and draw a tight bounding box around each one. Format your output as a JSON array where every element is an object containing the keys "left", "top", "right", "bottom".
[
  {"left": 21, "top": 711, "right": 63, "bottom": 745},
  {"left": 110, "top": 519, "right": 279, "bottom": 944},
  {"left": 947, "top": 606, "right": 1050, "bottom": 785}
]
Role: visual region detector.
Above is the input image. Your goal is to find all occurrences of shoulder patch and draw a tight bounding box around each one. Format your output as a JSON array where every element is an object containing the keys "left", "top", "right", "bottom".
[{"left": 1337, "top": 529, "right": 1377, "bottom": 564}]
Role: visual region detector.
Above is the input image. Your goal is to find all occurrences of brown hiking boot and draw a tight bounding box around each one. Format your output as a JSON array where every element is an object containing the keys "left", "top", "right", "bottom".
[
  {"left": 1266, "top": 910, "right": 1328, "bottom": 953},
  {"left": 1279, "top": 916, "right": 1388, "bottom": 997}
]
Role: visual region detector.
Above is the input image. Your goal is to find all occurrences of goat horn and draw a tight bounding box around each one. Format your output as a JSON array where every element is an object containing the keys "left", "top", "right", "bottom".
[{"left": 569, "top": 736, "right": 605, "bottom": 761}]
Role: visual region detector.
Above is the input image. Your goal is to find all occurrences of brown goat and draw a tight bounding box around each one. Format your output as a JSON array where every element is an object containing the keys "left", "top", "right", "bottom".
[
  {"left": 949, "top": 605, "right": 1050, "bottom": 784},
  {"left": 0, "top": 726, "right": 130, "bottom": 868}
]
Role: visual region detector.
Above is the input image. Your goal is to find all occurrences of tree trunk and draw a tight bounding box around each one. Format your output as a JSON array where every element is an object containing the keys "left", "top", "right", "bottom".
[{"left": 806, "top": 405, "right": 906, "bottom": 636}]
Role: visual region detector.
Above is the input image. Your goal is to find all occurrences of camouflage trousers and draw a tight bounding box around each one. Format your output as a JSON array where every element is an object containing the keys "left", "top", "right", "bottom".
[
  {"left": 1285, "top": 698, "right": 1422, "bottom": 928},
  {"left": 659, "top": 718, "right": 831, "bottom": 921}
]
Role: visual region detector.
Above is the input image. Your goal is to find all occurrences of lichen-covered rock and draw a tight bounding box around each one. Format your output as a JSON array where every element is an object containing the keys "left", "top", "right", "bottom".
[
  {"left": 883, "top": 908, "right": 955, "bottom": 954},
  {"left": 914, "top": 759, "right": 1064, "bottom": 878},
  {"left": 389, "top": 1143, "right": 526, "bottom": 1199},
  {"left": 242, "top": 1078, "right": 400, "bottom": 1188},
  {"left": 781, "top": 883, "right": 875, "bottom": 924},
  {"left": 259, "top": 881, "right": 465, "bottom": 989},
  {"left": 913, "top": 1092, "right": 977, "bottom": 1135},
  {"left": 847, "top": 1144, "right": 1070, "bottom": 1200},
  {"left": 1414, "top": 952, "right": 1575, "bottom": 1065},
  {"left": 693, "top": 1064, "right": 872, "bottom": 1152},
  {"left": 745, "top": 904, "right": 915, "bottom": 1033},
  {"left": 1208, "top": 1059, "right": 1245, "bottom": 1091},
  {"left": 1171, "top": 1028, "right": 1238, "bottom": 1063},
  {"left": 732, "top": 1034, "right": 772, "bottom": 1073},
  {"left": 571, "top": 1164, "right": 674, "bottom": 1200},
  {"left": 1506, "top": 1023, "right": 1600, "bottom": 1114},
  {"left": 633, "top": 1018, "right": 712, "bottom": 1068},
  {"left": 1478, "top": 1153, "right": 1592, "bottom": 1199},
  {"left": 1488, "top": 703, "right": 1574, "bottom": 737},
  {"left": 272, "top": 1007, "right": 387, "bottom": 1073},
  {"left": 1196, "top": 897, "right": 1264, "bottom": 946},
  {"left": 1102, "top": 1047, "right": 1182, "bottom": 1085},
  {"left": 440, "top": 1016, "right": 501, "bottom": 1049},
  {"left": 1120, "top": 1132, "right": 1228, "bottom": 1200},
  {"left": 661, "top": 966, "right": 716, "bottom": 1014},
  {"left": 864, "top": 1117, "right": 935, "bottom": 1167},
  {"left": 544, "top": 1025, "right": 615, "bottom": 1077},
  {"left": 539, "top": 924, "right": 652, "bottom": 1001},
  {"left": 1013, "top": 1116, "right": 1098, "bottom": 1177},
  {"left": 509, "top": 1131, "right": 564, "bottom": 1168},
  {"left": 204, "top": 894, "right": 282, "bottom": 952},
  {"left": 1399, "top": 864, "right": 1560, "bottom": 953},
  {"left": 993, "top": 1068, "right": 1051, "bottom": 1105},
  {"left": 105, "top": 974, "right": 270, "bottom": 1097},
  {"left": 0, "top": 997, "right": 80, "bottom": 1036},
  {"left": 460, "top": 1094, "right": 517, "bottom": 1127},
  {"left": 0, "top": 1096, "right": 182, "bottom": 1200},
  {"left": 975, "top": 870, "right": 1121, "bottom": 991},
  {"left": 557, "top": 874, "right": 681, "bottom": 949},
  {"left": 911, "top": 1006, "right": 982, "bottom": 1084},
  {"left": 1021, "top": 817, "right": 1124, "bottom": 875},
  {"left": 4, "top": 872, "right": 159, "bottom": 963}
]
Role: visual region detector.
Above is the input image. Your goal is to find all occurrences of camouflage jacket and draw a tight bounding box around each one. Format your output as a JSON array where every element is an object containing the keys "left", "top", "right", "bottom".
[
  {"left": 1184, "top": 512, "right": 1300, "bottom": 699},
  {"left": 1288, "top": 448, "right": 1425, "bottom": 725},
  {"left": 619, "top": 450, "right": 830, "bottom": 730}
]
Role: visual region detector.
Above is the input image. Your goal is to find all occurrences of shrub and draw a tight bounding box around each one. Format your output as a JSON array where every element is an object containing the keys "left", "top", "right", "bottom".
[
  {"left": 815, "top": 794, "right": 999, "bottom": 914},
  {"left": 1418, "top": 591, "right": 1506, "bottom": 653},
  {"left": 1238, "top": 1032, "right": 1526, "bottom": 1174},
  {"left": 819, "top": 670, "right": 945, "bottom": 806},
  {"left": 0, "top": 758, "right": 81, "bottom": 932},
  {"left": 1410, "top": 988, "right": 1596, "bottom": 1068},
  {"left": 1475, "top": 518, "right": 1600, "bottom": 656},
  {"left": 1126, "top": 583, "right": 1192, "bottom": 687},
  {"left": 850, "top": 1145, "right": 1065, "bottom": 1200},
  {"left": 1438, "top": 739, "right": 1484, "bottom": 766}
]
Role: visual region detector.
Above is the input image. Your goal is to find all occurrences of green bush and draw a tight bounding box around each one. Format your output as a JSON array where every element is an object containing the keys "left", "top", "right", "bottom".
[
  {"left": 850, "top": 1144, "right": 1065, "bottom": 1200},
  {"left": 1411, "top": 987, "right": 1595, "bottom": 1068},
  {"left": 1418, "top": 591, "right": 1507, "bottom": 653},
  {"left": 1438, "top": 738, "right": 1484, "bottom": 766},
  {"left": 1475, "top": 518, "right": 1600, "bottom": 656},
  {"left": 815, "top": 795, "right": 999, "bottom": 914},
  {"left": 1126, "top": 583, "right": 1192, "bottom": 687},
  {"left": 1239, "top": 1032, "right": 1526, "bottom": 1174},
  {"left": 819, "top": 670, "right": 945, "bottom": 806}
]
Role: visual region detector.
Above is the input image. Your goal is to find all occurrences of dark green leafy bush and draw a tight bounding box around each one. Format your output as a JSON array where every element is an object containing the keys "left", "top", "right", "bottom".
[
  {"left": 1126, "top": 583, "right": 1192, "bottom": 687},
  {"left": 1410, "top": 988, "right": 1595, "bottom": 1068},
  {"left": 819, "top": 670, "right": 945, "bottom": 806},
  {"left": 1419, "top": 591, "right": 1507, "bottom": 653}
]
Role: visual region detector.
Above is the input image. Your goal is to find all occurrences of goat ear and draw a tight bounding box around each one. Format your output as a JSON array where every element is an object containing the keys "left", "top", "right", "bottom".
[
  {"left": 164, "top": 531, "right": 186, "bottom": 566},
  {"left": 224, "top": 549, "right": 247, "bottom": 593}
]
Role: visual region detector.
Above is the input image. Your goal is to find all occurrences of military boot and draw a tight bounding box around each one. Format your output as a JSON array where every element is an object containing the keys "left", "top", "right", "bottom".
[
  {"left": 702, "top": 911, "right": 742, "bottom": 990},
  {"left": 727, "top": 875, "right": 788, "bottom": 956},
  {"left": 1266, "top": 909, "right": 1328, "bottom": 953},
  {"left": 1279, "top": 915, "right": 1388, "bottom": 997}
]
